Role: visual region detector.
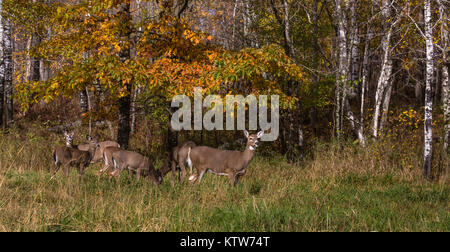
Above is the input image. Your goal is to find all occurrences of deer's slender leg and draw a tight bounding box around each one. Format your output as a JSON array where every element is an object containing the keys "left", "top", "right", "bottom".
[
  {"left": 63, "top": 163, "right": 70, "bottom": 177},
  {"left": 233, "top": 174, "right": 240, "bottom": 187},
  {"left": 112, "top": 166, "right": 122, "bottom": 182},
  {"left": 178, "top": 158, "right": 187, "bottom": 182},
  {"left": 114, "top": 170, "right": 120, "bottom": 182},
  {"left": 53, "top": 163, "right": 61, "bottom": 176},
  {"left": 228, "top": 171, "right": 237, "bottom": 186},
  {"left": 99, "top": 162, "right": 109, "bottom": 176},
  {"left": 78, "top": 164, "right": 85, "bottom": 182},
  {"left": 135, "top": 169, "right": 142, "bottom": 181},
  {"left": 196, "top": 168, "right": 207, "bottom": 184},
  {"left": 171, "top": 160, "right": 177, "bottom": 186}
]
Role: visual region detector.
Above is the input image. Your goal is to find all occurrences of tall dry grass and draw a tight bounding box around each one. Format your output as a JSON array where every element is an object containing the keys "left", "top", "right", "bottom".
[{"left": 0, "top": 124, "right": 448, "bottom": 231}]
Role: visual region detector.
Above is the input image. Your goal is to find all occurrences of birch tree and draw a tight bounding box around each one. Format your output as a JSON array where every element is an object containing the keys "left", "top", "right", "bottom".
[
  {"left": 0, "top": 0, "right": 3, "bottom": 128},
  {"left": 334, "top": 0, "right": 366, "bottom": 145},
  {"left": 423, "top": 0, "right": 434, "bottom": 179},
  {"left": 2, "top": 4, "right": 12, "bottom": 127},
  {"left": 334, "top": 0, "right": 347, "bottom": 140},
  {"left": 438, "top": 0, "right": 449, "bottom": 152},
  {"left": 372, "top": 0, "right": 398, "bottom": 138}
]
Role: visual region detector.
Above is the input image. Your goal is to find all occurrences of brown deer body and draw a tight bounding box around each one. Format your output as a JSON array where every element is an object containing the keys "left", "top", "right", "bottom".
[
  {"left": 52, "top": 138, "right": 98, "bottom": 181},
  {"left": 78, "top": 140, "right": 120, "bottom": 163},
  {"left": 187, "top": 130, "right": 263, "bottom": 186},
  {"left": 111, "top": 150, "right": 162, "bottom": 185},
  {"left": 63, "top": 131, "right": 120, "bottom": 163},
  {"left": 99, "top": 146, "right": 122, "bottom": 177},
  {"left": 161, "top": 141, "right": 197, "bottom": 185}
]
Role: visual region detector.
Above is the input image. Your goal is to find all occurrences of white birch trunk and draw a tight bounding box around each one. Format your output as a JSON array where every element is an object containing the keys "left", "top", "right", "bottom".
[
  {"left": 381, "top": 82, "right": 392, "bottom": 130},
  {"left": 360, "top": 20, "right": 373, "bottom": 140},
  {"left": 3, "top": 16, "right": 13, "bottom": 126},
  {"left": 438, "top": 0, "right": 449, "bottom": 152},
  {"left": 423, "top": 0, "right": 434, "bottom": 178},
  {"left": 372, "top": 0, "right": 395, "bottom": 138},
  {"left": 0, "top": 0, "right": 4, "bottom": 128},
  {"left": 335, "top": 0, "right": 347, "bottom": 140}
]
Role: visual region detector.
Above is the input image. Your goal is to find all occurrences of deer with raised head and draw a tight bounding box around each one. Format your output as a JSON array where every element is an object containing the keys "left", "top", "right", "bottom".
[
  {"left": 187, "top": 130, "right": 264, "bottom": 186},
  {"left": 63, "top": 130, "right": 120, "bottom": 163},
  {"left": 52, "top": 137, "right": 98, "bottom": 181},
  {"left": 110, "top": 150, "right": 162, "bottom": 185},
  {"left": 161, "top": 141, "right": 197, "bottom": 186}
]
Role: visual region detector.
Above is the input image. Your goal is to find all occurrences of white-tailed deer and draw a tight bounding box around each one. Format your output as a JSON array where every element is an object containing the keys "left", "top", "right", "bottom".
[
  {"left": 187, "top": 130, "right": 263, "bottom": 186},
  {"left": 110, "top": 150, "right": 162, "bottom": 185},
  {"left": 52, "top": 137, "right": 98, "bottom": 181},
  {"left": 99, "top": 146, "right": 122, "bottom": 177},
  {"left": 63, "top": 130, "right": 120, "bottom": 163},
  {"left": 161, "top": 141, "right": 197, "bottom": 185}
]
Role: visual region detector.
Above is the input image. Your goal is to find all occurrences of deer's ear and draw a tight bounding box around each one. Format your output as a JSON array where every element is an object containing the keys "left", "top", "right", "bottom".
[
  {"left": 86, "top": 135, "right": 91, "bottom": 141},
  {"left": 257, "top": 130, "right": 264, "bottom": 138},
  {"left": 243, "top": 130, "right": 249, "bottom": 138}
]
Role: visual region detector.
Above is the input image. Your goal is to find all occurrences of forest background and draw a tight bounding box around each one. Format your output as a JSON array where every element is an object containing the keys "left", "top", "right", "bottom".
[{"left": 0, "top": 0, "right": 447, "bottom": 231}]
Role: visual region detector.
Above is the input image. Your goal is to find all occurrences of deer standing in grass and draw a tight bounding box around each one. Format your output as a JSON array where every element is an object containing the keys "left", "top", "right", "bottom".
[
  {"left": 187, "top": 130, "right": 264, "bottom": 186},
  {"left": 99, "top": 146, "right": 122, "bottom": 178},
  {"left": 63, "top": 131, "right": 120, "bottom": 164},
  {"left": 110, "top": 150, "right": 162, "bottom": 185},
  {"left": 52, "top": 137, "right": 98, "bottom": 181},
  {"left": 161, "top": 141, "right": 197, "bottom": 186}
]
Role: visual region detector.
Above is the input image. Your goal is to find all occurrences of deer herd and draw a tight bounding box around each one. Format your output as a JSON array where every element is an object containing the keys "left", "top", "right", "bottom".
[{"left": 52, "top": 129, "right": 264, "bottom": 187}]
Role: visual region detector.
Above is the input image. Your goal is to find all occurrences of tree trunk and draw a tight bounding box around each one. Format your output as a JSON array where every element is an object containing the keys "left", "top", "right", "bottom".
[
  {"left": 167, "top": 103, "right": 178, "bottom": 151},
  {"left": 438, "top": 0, "right": 449, "bottom": 152},
  {"left": 360, "top": 17, "right": 373, "bottom": 144},
  {"left": 117, "top": 3, "right": 132, "bottom": 149},
  {"left": 3, "top": 17, "right": 13, "bottom": 127},
  {"left": 372, "top": 0, "right": 395, "bottom": 138},
  {"left": 270, "top": 0, "right": 304, "bottom": 161},
  {"left": 80, "top": 88, "right": 89, "bottom": 114},
  {"left": 311, "top": 0, "right": 320, "bottom": 137},
  {"left": 423, "top": 0, "right": 434, "bottom": 179},
  {"left": 335, "top": 0, "right": 348, "bottom": 141},
  {"left": 0, "top": 0, "right": 4, "bottom": 128},
  {"left": 26, "top": 35, "right": 41, "bottom": 83},
  {"left": 380, "top": 81, "right": 392, "bottom": 130},
  {"left": 130, "top": 86, "right": 139, "bottom": 133}
]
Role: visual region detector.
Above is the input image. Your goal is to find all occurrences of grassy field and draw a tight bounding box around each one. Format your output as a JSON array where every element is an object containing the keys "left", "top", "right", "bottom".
[{"left": 0, "top": 128, "right": 448, "bottom": 232}]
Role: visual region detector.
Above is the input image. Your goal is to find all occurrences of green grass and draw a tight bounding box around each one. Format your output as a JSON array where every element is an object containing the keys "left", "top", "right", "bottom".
[{"left": 0, "top": 130, "right": 448, "bottom": 231}]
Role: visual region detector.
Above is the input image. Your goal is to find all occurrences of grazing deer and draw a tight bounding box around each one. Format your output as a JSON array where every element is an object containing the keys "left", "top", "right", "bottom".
[
  {"left": 161, "top": 141, "right": 197, "bottom": 185},
  {"left": 187, "top": 130, "right": 264, "bottom": 186},
  {"left": 52, "top": 138, "right": 99, "bottom": 181},
  {"left": 110, "top": 150, "right": 162, "bottom": 185},
  {"left": 63, "top": 130, "right": 120, "bottom": 163},
  {"left": 99, "top": 146, "right": 122, "bottom": 177}
]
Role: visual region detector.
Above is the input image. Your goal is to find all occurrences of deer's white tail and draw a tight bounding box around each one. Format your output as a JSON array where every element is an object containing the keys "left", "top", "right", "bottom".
[
  {"left": 53, "top": 151, "right": 59, "bottom": 165},
  {"left": 103, "top": 152, "right": 108, "bottom": 166},
  {"left": 187, "top": 147, "right": 193, "bottom": 168},
  {"left": 112, "top": 157, "right": 118, "bottom": 172},
  {"left": 187, "top": 147, "right": 196, "bottom": 181}
]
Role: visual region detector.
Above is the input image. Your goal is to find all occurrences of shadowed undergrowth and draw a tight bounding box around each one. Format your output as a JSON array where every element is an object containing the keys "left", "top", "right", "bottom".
[{"left": 0, "top": 130, "right": 448, "bottom": 232}]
